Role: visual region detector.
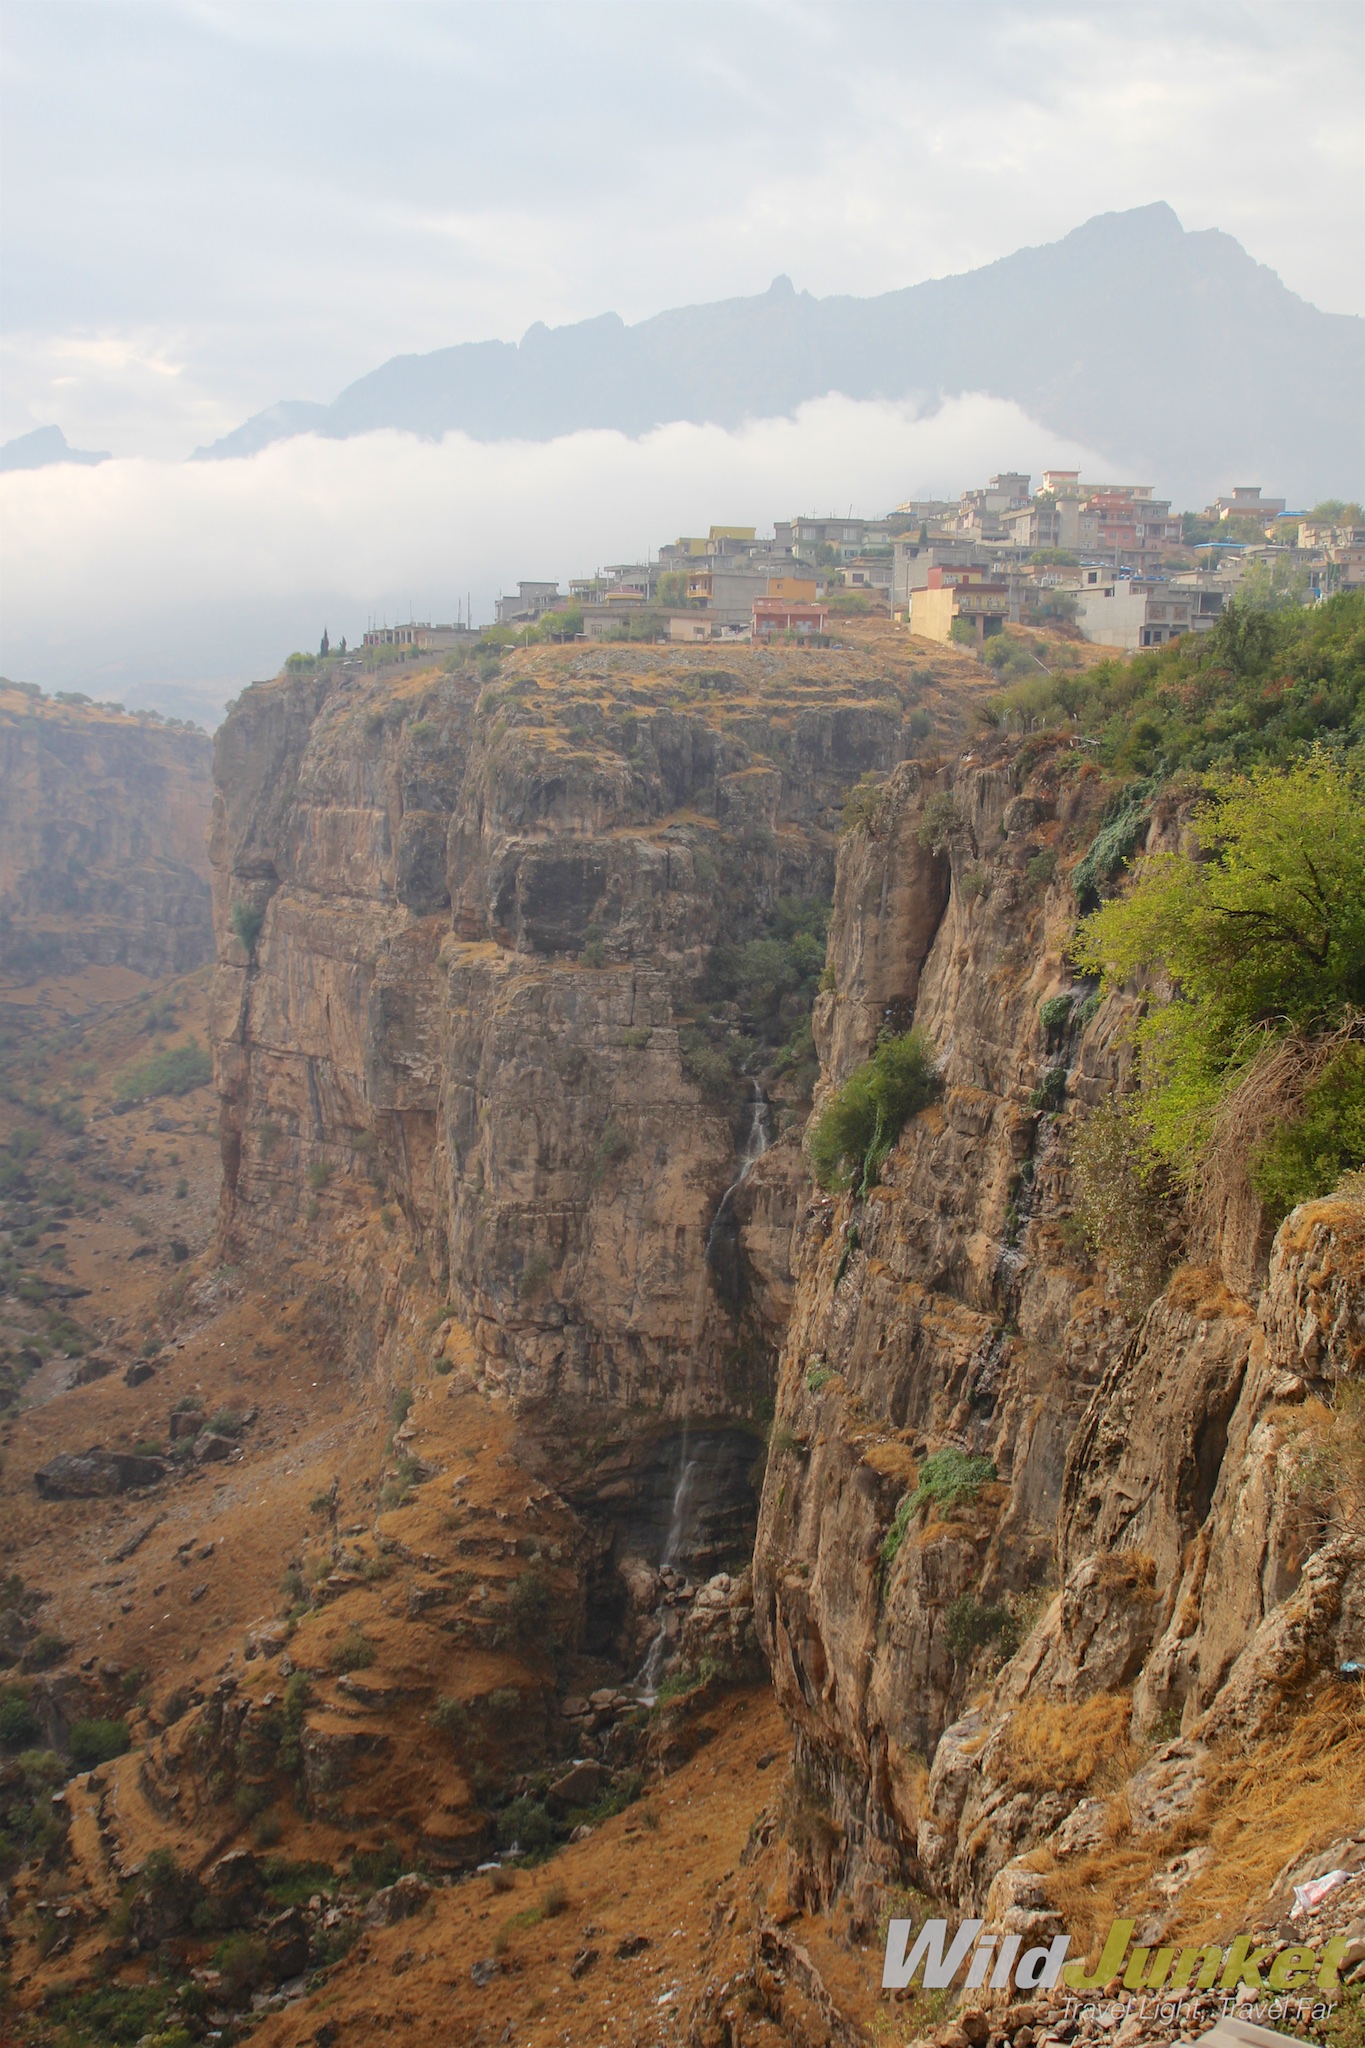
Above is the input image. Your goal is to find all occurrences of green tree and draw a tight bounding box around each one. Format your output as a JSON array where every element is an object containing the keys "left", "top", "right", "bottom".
[
  {"left": 1072, "top": 752, "right": 1365, "bottom": 1172},
  {"left": 1236, "top": 555, "right": 1314, "bottom": 612}
]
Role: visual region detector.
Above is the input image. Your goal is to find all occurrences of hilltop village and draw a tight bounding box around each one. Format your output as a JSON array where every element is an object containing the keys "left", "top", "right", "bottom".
[{"left": 362, "top": 473, "right": 1365, "bottom": 660}]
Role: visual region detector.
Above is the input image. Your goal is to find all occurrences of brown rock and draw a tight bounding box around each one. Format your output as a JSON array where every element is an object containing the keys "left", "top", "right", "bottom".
[
  {"left": 363, "top": 1874, "right": 431, "bottom": 1926},
  {"left": 35, "top": 1447, "right": 165, "bottom": 1497},
  {"left": 264, "top": 1905, "right": 309, "bottom": 1979},
  {"left": 546, "top": 1760, "right": 607, "bottom": 1812},
  {"left": 194, "top": 1432, "right": 234, "bottom": 1463}
]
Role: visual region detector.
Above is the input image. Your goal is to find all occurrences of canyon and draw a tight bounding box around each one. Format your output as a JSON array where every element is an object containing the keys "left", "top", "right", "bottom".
[{"left": 1, "top": 633, "right": 1361, "bottom": 2048}]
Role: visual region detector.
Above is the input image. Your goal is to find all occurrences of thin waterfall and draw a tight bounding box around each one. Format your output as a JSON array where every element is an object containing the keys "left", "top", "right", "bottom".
[
  {"left": 704, "top": 1084, "right": 771, "bottom": 1264},
  {"left": 635, "top": 1085, "right": 770, "bottom": 1695}
]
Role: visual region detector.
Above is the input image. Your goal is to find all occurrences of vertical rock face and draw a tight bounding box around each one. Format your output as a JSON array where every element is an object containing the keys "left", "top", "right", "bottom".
[
  {"left": 751, "top": 739, "right": 1365, "bottom": 1911},
  {"left": 208, "top": 645, "right": 957, "bottom": 1616},
  {"left": 0, "top": 684, "right": 213, "bottom": 976}
]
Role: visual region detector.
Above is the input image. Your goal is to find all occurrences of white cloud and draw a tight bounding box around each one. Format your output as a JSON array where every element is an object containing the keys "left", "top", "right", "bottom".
[{"left": 0, "top": 392, "right": 1107, "bottom": 718}]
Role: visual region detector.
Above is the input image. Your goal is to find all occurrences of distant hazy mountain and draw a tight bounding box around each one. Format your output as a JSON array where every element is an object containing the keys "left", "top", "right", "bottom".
[
  {"left": 193, "top": 398, "right": 329, "bottom": 462},
  {"left": 1, "top": 424, "right": 111, "bottom": 472},
  {"left": 196, "top": 202, "right": 1362, "bottom": 500}
]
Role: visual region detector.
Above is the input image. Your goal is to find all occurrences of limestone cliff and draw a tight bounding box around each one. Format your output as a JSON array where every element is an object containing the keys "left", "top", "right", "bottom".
[
  {"left": 750, "top": 733, "right": 1365, "bottom": 1950},
  {"left": 0, "top": 683, "right": 213, "bottom": 978},
  {"left": 207, "top": 642, "right": 990, "bottom": 1648}
]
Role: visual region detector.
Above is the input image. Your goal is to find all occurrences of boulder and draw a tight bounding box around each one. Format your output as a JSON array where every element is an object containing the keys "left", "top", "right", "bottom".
[
  {"left": 35, "top": 1448, "right": 165, "bottom": 1497},
  {"left": 244, "top": 1622, "right": 289, "bottom": 1662},
  {"left": 203, "top": 1849, "right": 263, "bottom": 1925},
  {"left": 264, "top": 1905, "right": 309, "bottom": 1979},
  {"left": 194, "top": 1432, "right": 235, "bottom": 1464},
  {"left": 547, "top": 1760, "right": 608, "bottom": 1812},
  {"left": 364, "top": 1874, "right": 431, "bottom": 1926},
  {"left": 130, "top": 1855, "right": 203, "bottom": 1944}
]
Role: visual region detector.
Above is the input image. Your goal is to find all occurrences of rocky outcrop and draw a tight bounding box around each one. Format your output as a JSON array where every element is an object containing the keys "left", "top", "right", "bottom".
[
  {"left": 751, "top": 736, "right": 1365, "bottom": 1916},
  {"left": 0, "top": 683, "right": 213, "bottom": 976},
  {"left": 752, "top": 746, "right": 1137, "bottom": 1892},
  {"left": 34, "top": 1445, "right": 166, "bottom": 1497},
  {"left": 208, "top": 643, "right": 945, "bottom": 1642}
]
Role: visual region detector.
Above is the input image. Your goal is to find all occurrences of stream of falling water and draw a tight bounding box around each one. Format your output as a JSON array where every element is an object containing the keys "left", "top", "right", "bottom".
[{"left": 635, "top": 1086, "right": 770, "bottom": 1695}]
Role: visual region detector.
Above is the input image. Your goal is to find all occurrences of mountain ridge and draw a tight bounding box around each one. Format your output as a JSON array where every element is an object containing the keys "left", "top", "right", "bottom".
[
  {"left": 192, "top": 202, "right": 1364, "bottom": 501},
  {"left": 0, "top": 423, "right": 111, "bottom": 473}
]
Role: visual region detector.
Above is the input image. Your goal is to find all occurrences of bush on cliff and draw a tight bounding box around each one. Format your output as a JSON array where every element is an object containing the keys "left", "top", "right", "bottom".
[
  {"left": 1073, "top": 751, "right": 1365, "bottom": 1184},
  {"left": 1250, "top": 1041, "right": 1365, "bottom": 1220},
  {"left": 230, "top": 901, "right": 264, "bottom": 955},
  {"left": 67, "top": 1717, "right": 130, "bottom": 1768},
  {"left": 881, "top": 1450, "right": 997, "bottom": 1567},
  {"left": 982, "top": 588, "right": 1365, "bottom": 776},
  {"left": 808, "top": 1028, "right": 938, "bottom": 1193},
  {"left": 704, "top": 895, "right": 831, "bottom": 1045},
  {"left": 1070, "top": 1100, "right": 1181, "bottom": 1318}
]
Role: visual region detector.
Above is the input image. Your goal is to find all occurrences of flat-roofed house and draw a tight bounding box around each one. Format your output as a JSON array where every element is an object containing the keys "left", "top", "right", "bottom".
[
  {"left": 1072, "top": 574, "right": 1194, "bottom": 650},
  {"left": 909, "top": 565, "right": 1009, "bottom": 643},
  {"left": 752, "top": 599, "right": 828, "bottom": 640}
]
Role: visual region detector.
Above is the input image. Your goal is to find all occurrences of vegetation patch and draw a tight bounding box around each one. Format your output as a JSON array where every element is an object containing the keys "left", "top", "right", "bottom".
[
  {"left": 67, "top": 1716, "right": 131, "bottom": 1767},
  {"left": 329, "top": 1626, "right": 376, "bottom": 1674},
  {"left": 882, "top": 1450, "right": 997, "bottom": 1566},
  {"left": 998, "top": 1691, "right": 1139, "bottom": 1796},
  {"left": 1073, "top": 751, "right": 1365, "bottom": 1192},
  {"left": 982, "top": 590, "right": 1364, "bottom": 778},
  {"left": 1070, "top": 1100, "right": 1181, "bottom": 1317},
  {"left": 112, "top": 1039, "right": 212, "bottom": 1104},
  {"left": 1249, "top": 1037, "right": 1365, "bottom": 1222},
  {"left": 230, "top": 901, "right": 264, "bottom": 955},
  {"left": 944, "top": 1594, "right": 1019, "bottom": 1664},
  {"left": 808, "top": 1028, "right": 938, "bottom": 1193}
]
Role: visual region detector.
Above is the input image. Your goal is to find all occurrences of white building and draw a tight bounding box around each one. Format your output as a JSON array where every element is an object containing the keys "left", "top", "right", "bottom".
[{"left": 1071, "top": 575, "right": 1195, "bottom": 651}]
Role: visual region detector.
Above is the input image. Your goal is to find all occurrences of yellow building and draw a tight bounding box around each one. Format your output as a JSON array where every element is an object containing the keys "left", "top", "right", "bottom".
[{"left": 909, "top": 568, "right": 1009, "bottom": 644}]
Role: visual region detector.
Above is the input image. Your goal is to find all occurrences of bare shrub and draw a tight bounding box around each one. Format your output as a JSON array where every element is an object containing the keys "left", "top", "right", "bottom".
[
  {"left": 1069, "top": 1101, "right": 1182, "bottom": 1317},
  {"left": 998, "top": 1691, "right": 1139, "bottom": 1797}
]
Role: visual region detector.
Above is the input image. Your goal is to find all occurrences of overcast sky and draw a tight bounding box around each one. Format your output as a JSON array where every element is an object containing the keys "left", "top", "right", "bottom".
[
  {"left": 4, "top": 0, "right": 1362, "bottom": 458},
  {"left": 1, "top": 1, "right": 1362, "bottom": 715}
]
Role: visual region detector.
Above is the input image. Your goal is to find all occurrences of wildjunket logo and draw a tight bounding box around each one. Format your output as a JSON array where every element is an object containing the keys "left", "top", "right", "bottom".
[{"left": 882, "top": 1916, "right": 1351, "bottom": 1999}]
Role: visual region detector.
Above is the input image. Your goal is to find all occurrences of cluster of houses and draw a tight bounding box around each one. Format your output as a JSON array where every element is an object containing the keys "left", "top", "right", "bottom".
[
  {"left": 362, "top": 474, "right": 1363, "bottom": 660},
  {"left": 888, "top": 474, "right": 1361, "bottom": 652}
]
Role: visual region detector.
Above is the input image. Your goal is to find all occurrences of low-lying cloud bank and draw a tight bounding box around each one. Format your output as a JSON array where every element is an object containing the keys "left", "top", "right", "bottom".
[{"left": 0, "top": 393, "right": 1108, "bottom": 725}]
